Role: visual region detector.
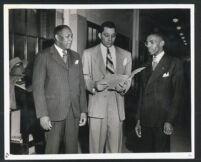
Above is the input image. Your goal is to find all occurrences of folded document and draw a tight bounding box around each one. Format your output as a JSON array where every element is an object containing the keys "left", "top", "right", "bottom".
[{"left": 102, "top": 66, "right": 146, "bottom": 90}]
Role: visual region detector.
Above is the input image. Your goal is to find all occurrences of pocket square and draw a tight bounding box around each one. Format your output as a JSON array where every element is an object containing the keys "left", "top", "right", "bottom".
[
  {"left": 162, "top": 72, "right": 169, "bottom": 77},
  {"left": 123, "top": 58, "right": 127, "bottom": 66},
  {"left": 75, "top": 60, "right": 79, "bottom": 64}
]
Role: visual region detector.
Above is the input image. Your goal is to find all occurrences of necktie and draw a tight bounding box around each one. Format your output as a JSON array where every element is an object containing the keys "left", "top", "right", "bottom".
[
  {"left": 106, "top": 48, "right": 115, "bottom": 74},
  {"left": 152, "top": 56, "right": 157, "bottom": 71},
  {"left": 62, "top": 49, "right": 68, "bottom": 64}
]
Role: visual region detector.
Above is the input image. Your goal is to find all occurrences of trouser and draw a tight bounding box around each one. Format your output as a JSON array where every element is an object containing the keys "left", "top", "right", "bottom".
[
  {"left": 44, "top": 107, "right": 79, "bottom": 154},
  {"left": 89, "top": 92, "right": 123, "bottom": 153},
  {"left": 141, "top": 126, "right": 170, "bottom": 152}
]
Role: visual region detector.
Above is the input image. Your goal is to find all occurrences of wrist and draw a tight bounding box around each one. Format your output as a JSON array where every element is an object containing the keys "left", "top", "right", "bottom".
[{"left": 92, "top": 87, "right": 96, "bottom": 94}]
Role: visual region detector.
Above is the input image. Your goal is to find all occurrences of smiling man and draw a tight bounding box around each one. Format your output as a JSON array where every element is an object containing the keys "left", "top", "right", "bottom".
[
  {"left": 82, "top": 21, "right": 132, "bottom": 153},
  {"left": 135, "top": 33, "right": 184, "bottom": 152},
  {"left": 32, "top": 25, "right": 87, "bottom": 154}
]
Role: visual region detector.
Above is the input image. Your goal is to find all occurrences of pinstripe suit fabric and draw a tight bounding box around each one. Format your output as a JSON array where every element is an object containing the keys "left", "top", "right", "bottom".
[{"left": 32, "top": 45, "right": 87, "bottom": 153}]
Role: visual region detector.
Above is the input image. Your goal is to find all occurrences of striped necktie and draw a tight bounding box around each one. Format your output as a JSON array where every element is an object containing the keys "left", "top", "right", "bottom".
[{"left": 106, "top": 48, "right": 115, "bottom": 74}]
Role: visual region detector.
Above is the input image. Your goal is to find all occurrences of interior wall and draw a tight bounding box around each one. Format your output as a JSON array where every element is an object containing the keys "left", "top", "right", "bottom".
[
  {"left": 77, "top": 9, "right": 133, "bottom": 39},
  {"left": 54, "top": 9, "right": 134, "bottom": 55},
  {"left": 69, "top": 14, "right": 87, "bottom": 55}
]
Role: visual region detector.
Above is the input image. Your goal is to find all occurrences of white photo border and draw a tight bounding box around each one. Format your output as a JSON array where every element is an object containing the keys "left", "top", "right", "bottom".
[{"left": 4, "top": 4, "right": 195, "bottom": 160}]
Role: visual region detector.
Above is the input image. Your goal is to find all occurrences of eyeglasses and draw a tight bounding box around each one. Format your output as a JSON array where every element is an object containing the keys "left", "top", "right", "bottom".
[
  {"left": 103, "top": 33, "right": 116, "bottom": 39},
  {"left": 144, "top": 40, "right": 155, "bottom": 47}
]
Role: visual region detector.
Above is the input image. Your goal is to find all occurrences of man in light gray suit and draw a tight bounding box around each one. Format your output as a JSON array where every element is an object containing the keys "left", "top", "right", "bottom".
[
  {"left": 32, "top": 25, "right": 87, "bottom": 154},
  {"left": 82, "top": 21, "right": 132, "bottom": 153}
]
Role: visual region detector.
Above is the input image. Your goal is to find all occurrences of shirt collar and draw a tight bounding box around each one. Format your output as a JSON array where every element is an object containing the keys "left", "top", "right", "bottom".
[
  {"left": 100, "top": 43, "right": 115, "bottom": 53},
  {"left": 153, "top": 51, "right": 165, "bottom": 62},
  {"left": 54, "top": 44, "right": 65, "bottom": 57}
]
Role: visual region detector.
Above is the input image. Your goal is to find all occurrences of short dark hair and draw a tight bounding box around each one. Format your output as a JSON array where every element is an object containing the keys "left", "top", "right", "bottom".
[
  {"left": 99, "top": 21, "right": 116, "bottom": 33},
  {"left": 53, "top": 25, "right": 71, "bottom": 36},
  {"left": 148, "top": 32, "right": 165, "bottom": 41}
]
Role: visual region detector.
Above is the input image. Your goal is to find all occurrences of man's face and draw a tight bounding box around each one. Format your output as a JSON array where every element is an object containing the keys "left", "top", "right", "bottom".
[
  {"left": 99, "top": 27, "right": 116, "bottom": 48},
  {"left": 55, "top": 28, "right": 73, "bottom": 50},
  {"left": 145, "top": 34, "right": 164, "bottom": 56}
]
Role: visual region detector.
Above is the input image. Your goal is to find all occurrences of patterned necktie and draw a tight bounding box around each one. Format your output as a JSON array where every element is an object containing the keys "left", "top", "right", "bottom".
[
  {"left": 152, "top": 56, "right": 157, "bottom": 71},
  {"left": 62, "top": 49, "right": 68, "bottom": 64},
  {"left": 106, "top": 48, "right": 115, "bottom": 74}
]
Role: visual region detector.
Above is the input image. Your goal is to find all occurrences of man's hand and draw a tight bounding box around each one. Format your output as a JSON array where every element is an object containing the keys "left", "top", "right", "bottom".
[
  {"left": 94, "top": 80, "right": 108, "bottom": 92},
  {"left": 40, "top": 116, "right": 52, "bottom": 131},
  {"left": 163, "top": 122, "right": 174, "bottom": 135},
  {"left": 115, "top": 78, "right": 131, "bottom": 95},
  {"left": 135, "top": 120, "right": 142, "bottom": 138},
  {"left": 79, "top": 113, "right": 87, "bottom": 126}
]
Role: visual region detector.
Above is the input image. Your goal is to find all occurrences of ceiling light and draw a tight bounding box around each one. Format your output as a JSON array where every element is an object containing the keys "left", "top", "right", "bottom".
[
  {"left": 179, "top": 32, "right": 184, "bottom": 36},
  {"left": 172, "top": 18, "right": 179, "bottom": 23},
  {"left": 176, "top": 26, "right": 181, "bottom": 30},
  {"left": 181, "top": 36, "right": 185, "bottom": 39},
  {"left": 184, "top": 43, "right": 188, "bottom": 45},
  {"left": 183, "top": 40, "right": 186, "bottom": 42}
]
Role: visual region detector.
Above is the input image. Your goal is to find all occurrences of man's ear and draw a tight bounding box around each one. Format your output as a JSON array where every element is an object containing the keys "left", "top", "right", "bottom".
[
  {"left": 160, "top": 40, "right": 165, "bottom": 47},
  {"left": 55, "top": 34, "right": 60, "bottom": 41},
  {"left": 98, "top": 33, "right": 101, "bottom": 39}
]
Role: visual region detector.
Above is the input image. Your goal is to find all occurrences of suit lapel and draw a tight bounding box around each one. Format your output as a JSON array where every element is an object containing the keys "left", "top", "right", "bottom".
[
  {"left": 115, "top": 47, "right": 123, "bottom": 74},
  {"left": 141, "top": 60, "right": 152, "bottom": 88},
  {"left": 67, "top": 49, "right": 74, "bottom": 69},
  {"left": 93, "top": 44, "right": 106, "bottom": 75},
  {"left": 146, "top": 54, "right": 169, "bottom": 87},
  {"left": 50, "top": 46, "right": 69, "bottom": 70}
]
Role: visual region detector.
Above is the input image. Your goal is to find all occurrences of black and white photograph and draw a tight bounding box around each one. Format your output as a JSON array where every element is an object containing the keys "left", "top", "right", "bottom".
[{"left": 4, "top": 4, "right": 194, "bottom": 160}]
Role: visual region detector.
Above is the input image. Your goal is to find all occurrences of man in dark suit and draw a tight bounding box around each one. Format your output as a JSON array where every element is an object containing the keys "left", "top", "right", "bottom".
[
  {"left": 32, "top": 25, "right": 87, "bottom": 154},
  {"left": 82, "top": 21, "right": 132, "bottom": 153},
  {"left": 135, "top": 33, "right": 184, "bottom": 152}
]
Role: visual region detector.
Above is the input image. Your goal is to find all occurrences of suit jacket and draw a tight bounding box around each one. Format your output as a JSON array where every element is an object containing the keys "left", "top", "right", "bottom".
[
  {"left": 32, "top": 45, "right": 87, "bottom": 121},
  {"left": 136, "top": 54, "right": 184, "bottom": 127},
  {"left": 82, "top": 44, "right": 132, "bottom": 120}
]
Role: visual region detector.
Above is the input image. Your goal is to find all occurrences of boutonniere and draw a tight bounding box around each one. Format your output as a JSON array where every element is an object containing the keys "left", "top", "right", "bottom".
[
  {"left": 123, "top": 58, "right": 127, "bottom": 66},
  {"left": 75, "top": 60, "right": 79, "bottom": 64},
  {"left": 162, "top": 72, "right": 169, "bottom": 77}
]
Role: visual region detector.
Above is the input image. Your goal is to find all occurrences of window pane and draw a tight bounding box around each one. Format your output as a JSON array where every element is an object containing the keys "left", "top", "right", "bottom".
[
  {"left": 46, "top": 10, "right": 55, "bottom": 39},
  {"left": 14, "top": 35, "right": 25, "bottom": 60},
  {"left": 27, "top": 37, "right": 37, "bottom": 62},
  {"left": 93, "top": 28, "right": 97, "bottom": 41},
  {"left": 14, "top": 9, "right": 26, "bottom": 34},
  {"left": 27, "top": 10, "right": 38, "bottom": 36},
  {"left": 39, "top": 11, "right": 47, "bottom": 38},
  {"left": 9, "top": 9, "right": 14, "bottom": 33},
  {"left": 9, "top": 34, "right": 14, "bottom": 60},
  {"left": 88, "top": 27, "right": 92, "bottom": 43}
]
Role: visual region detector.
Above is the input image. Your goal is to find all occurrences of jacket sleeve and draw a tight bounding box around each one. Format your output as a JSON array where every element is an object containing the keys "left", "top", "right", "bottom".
[
  {"left": 124, "top": 52, "right": 132, "bottom": 76},
  {"left": 135, "top": 73, "right": 143, "bottom": 121},
  {"left": 166, "top": 59, "right": 184, "bottom": 124},
  {"left": 32, "top": 53, "right": 49, "bottom": 119},
  {"left": 78, "top": 55, "right": 88, "bottom": 113},
  {"left": 82, "top": 50, "right": 96, "bottom": 94}
]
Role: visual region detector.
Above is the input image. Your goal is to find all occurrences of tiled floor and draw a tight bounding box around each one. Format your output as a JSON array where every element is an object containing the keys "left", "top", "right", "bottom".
[
  {"left": 11, "top": 93, "right": 191, "bottom": 154},
  {"left": 10, "top": 114, "right": 191, "bottom": 154}
]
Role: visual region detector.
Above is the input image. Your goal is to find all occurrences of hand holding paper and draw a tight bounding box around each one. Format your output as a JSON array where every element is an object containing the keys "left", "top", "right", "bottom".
[
  {"left": 94, "top": 80, "right": 109, "bottom": 92},
  {"left": 115, "top": 77, "right": 132, "bottom": 95},
  {"left": 96, "top": 67, "right": 146, "bottom": 93}
]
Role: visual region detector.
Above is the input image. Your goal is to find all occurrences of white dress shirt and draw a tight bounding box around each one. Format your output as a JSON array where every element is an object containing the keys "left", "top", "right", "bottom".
[
  {"left": 153, "top": 51, "right": 165, "bottom": 64},
  {"left": 54, "top": 44, "right": 67, "bottom": 58}
]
